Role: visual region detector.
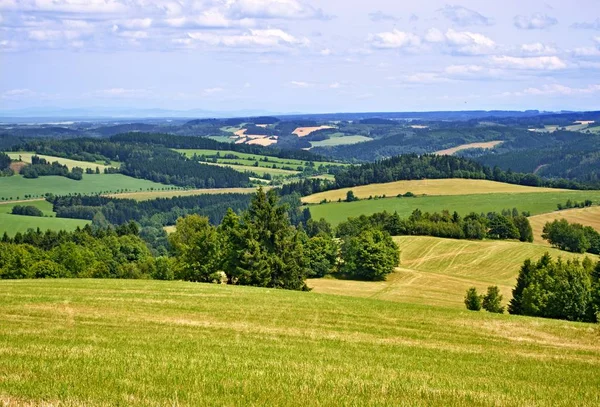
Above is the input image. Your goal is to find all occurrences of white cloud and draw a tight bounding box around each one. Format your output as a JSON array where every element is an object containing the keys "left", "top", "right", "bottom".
[
  {"left": 165, "top": 9, "right": 255, "bottom": 29},
  {"left": 572, "top": 47, "right": 600, "bottom": 57},
  {"left": 368, "top": 29, "right": 421, "bottom": 50},
  {"left": 118, "top": 30, "right": 148, "bottom": 40},
  {"left": 368, "top": 11, "right": 398, "bottom": 22},
  {"left": 290, "top": 81, "right": 313, "bottom": 88},
  {"left": 522, "top": 84, "right": 600, "bottom": 96},
  {"left": 405, "top": 73, "right": 450, "bottom": 84},
  {"left": 120, "top": 18, "right": 152, "bottom": 30},
  {"left": 1, "top": 88, "right": 36, "bottom": 99},
  {"left": 426, "top": 28, "right": 495, "bottom": 55},
  {"left": 91, "top": 88, "right": 151, "bottom": 97},
  {"left": 227, "top": 0, "right": 329, "bottom": 20},
  {"left": 444, "top": 64, "right": 485, "bottom": 76},
  {"left": 4, "top": 0, "right": 127, "bottom": 13},
  {"left": 320, "top": 48, "right": 332, "bottom": 56},
  {"left": 491, "top": 55, "right": 567, "bottom": 70},
  {"left": 514, "top": 13, "right": 557, "bottom": 30},
  {"left": 203, "top": 87, "right": 224, "bottom": 95},
  {"left": 186, "top": 29, "right": 309, "bottom": 49},
  {"left": 521, "top": 43, "right": 557, "bottom": 55},
  {"left": 571, "top": 18, "right": 600, "bottom": 30},
  {"left": 329, "top": 82, "right": 341, "bottom": 89},
  {"left": 440, "top": 5, "right": 492, "bottom": 27}
]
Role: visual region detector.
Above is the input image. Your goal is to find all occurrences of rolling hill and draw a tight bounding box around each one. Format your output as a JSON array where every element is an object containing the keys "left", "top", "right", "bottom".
[{"left": 529, "top": 206, "right": 600, "bottom": 245}]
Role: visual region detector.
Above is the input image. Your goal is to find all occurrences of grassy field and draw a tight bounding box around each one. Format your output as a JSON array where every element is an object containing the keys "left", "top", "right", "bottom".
[
  {"left": 434, "top": 141, "right": 503, "bottom": 155},
  {"left": 106, "top": 187, "right": 261, "bottom": 201},
  {"left": 0, "top": 200, "right": 89, "bottom": 236},
  {"left": 203, "top": 161, "right": 300, "bottom": 176},
  {"left": 302, "top": 179, "right": 568, "bottom": 204},
  {"left": 175, "top": 149, "right": 341, "bottom": 168},
  {"left": 309, "top": 190, "right": 600, "bottom": 225},
  {"left": 309, "top": 134, "right": 373, "bottom": 148},
  {"left": 0, "top": 279, "right": 598, "bottom": 406},
  {"left": 0, "top": 174, "right": 173, "bottom": 202},
  {"left": 529, "top": 206, "right": 600, "bottom": 245},
  {"left": 310, "top": 236, "right": 596, "bottom": 308},
  {"left": 7, "top": 152, "right": 117, "bottom": 171}
]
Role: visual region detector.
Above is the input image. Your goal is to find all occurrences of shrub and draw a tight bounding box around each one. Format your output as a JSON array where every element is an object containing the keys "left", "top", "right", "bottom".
[
  {"left": 482, "top": 286, "right": 505, "bottom": 313},
  {"left": 464, "top": 287, "right": 482, "bottom": 311}
]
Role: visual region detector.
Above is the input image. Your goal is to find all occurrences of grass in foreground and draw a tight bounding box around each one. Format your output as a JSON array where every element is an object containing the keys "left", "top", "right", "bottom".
[
  {"left": 309, "top": 236, "right": 596, "bottom": 308},
  {"left": 0, "top": 174, "right": 173, "bottom": 202},
  {"left": 0, "top": 200, "right": 89, "bottom": 236},
  {"left": 302, "top": 179, "right": 569, "bottom": 204},
  {"left": 308, "top": 190, "right": 600, "bottom": 225},
  {"left": 0, "top": 279, "right": 598, "bottom": 406},
  {"left": 529, "top": 206, "right": 600, "bottom": 245}
]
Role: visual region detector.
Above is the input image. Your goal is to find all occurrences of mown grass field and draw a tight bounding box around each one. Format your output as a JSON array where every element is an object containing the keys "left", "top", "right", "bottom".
[
  {"left": 7, "top": 152, "right": 117, "bottom": 171},
  {"left": 175, "top": 149, "right": 343, "bottom": 168},
  {"left": 302, "top": 179, "right": 568, "bottom": 204},
  {"left": 529, "top": 206, "right": 600, "bottom": 245},
  {"left": 0, "top": 174, "right": 172, "bottom": 202},
  {"left": 106, "top": 187, "right": 261, "bottom": 201},
  {"left": 310, "top": 236, "right": 596, "bottom": 308},
  {"left": 309, "top": 190, "right": 600, "bottom": 225},
  {"left": 0, "top": 200, "right": 89, "bottom": 236},
  {"left": 0, "top": 279, "right": 598, "bottom": 406},
  {"left": 309, "top": 134, "right": 373, "bottom": 148},
  {"left": 203, "top": 161, "right": 300, "bottom": 176}
]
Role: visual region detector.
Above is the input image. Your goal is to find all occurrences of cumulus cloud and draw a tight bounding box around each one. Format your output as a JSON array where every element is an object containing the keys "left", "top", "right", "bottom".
[
  {"left": 185, "top": 29, "right": 309, "bottom": 49},
  {"left": 521, "top": 42, "right": 557, "bottom": 55},
  {"left": 514, "top": 13, "right": 557, "bottom": 30},
  {"left": 440, "top": 5, "right": 492, "bottom": 27},
  {"left": 571, "top": 18, "right": 600, "bottom": 30},
  {"left": 490, "top": 55, "right": 566, "bottom": 70},
  {"left": 2, "top": 0, "right": 127, "bottom": 14},
  {"left": 165, "top": 9, "right": 255, "bottom": 29},
  {"left": 425, "top": 28, "right": 496, "bottom": 55},
  {"left": 368, "top": 29, "right": 421, "bottom": 50},
  {"left": 405, "top": 72, "right": 451, "bottom": 84},
  {"left": 227, "top": 0, "right": 331, "bottom": 20}
]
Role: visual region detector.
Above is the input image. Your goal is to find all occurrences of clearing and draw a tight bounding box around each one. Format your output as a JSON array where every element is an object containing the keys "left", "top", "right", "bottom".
[
  {"left": 0, "top": 174, "right": 172, "bottom": 202},
  {"left": 0, "top": 279, "right": 598, "bottom": 406},
  {"left": 0, "top": 200, "right": 89, "bottom": 236},
  {"left": 8, "top": 152, "right": 116, "bottom": 172},
  {"left": 293, "top": 126, "right": 335, "bottom": 137},
  {"left": 308, "top": 190, "right": 600, "bottom": 225},
  {"left": 302, "top": 179, "right": 568, "bottom": 204},
  {"left": 434, "top": 141, "right": 503, "bottom": 156},
  {"left": 309, "top": 235, "right": 595, "bottom": 309},
  {"left": 529, "top": 206, "right": 600, "bottom": 245}
]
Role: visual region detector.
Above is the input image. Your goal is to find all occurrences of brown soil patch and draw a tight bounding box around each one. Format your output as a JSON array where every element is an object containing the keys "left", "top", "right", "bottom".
[{"left": 9, "top": 161, "right": 27, "bottom": 174}]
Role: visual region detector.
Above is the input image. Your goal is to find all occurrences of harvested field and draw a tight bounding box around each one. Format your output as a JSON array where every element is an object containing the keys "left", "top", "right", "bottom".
[
  {"left": 434, "top": 141, "right": 503, "bottom": 156},
  {"left": 529, "top": 206, "right": 600, "bottom": 245},
  {"left": 293, "top": 126, "right": 335, "bottom": 137},
  {"left": 106, "top": 187, "right": 260, "bottom": 201}
]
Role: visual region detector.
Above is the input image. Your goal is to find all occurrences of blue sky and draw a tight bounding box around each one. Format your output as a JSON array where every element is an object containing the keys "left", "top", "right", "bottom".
[{"left": 1, "top": 0, "right": 600, "bottom": 114}]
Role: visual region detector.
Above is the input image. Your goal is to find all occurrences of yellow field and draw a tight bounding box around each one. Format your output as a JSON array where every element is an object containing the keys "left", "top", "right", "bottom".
[
  {"left": 293, "top": 126, "right": 335, "bottom": 137},
  {"left": 105, "top": 187, "right": 261, "bottom": 201},
  {"left": 302, "top": 179, "right": 567, "bottom": 204},
  {"left": 309, "top": 236, "right": 596, "bottom": 309},
  {"left": 163, "top": 225, "right": 176, "bottom": 234},
  {"left": 434, "top": 141, "right": 503, "bottom": 156},
  {"left": 247, "top": 137, "right": 277, "bottom": 146},
  {"left": 8, "top": 153, "right": 114, "bottom": 171},
  {"left": 529, "top": 206, "right": 600, "bottom": 245}
]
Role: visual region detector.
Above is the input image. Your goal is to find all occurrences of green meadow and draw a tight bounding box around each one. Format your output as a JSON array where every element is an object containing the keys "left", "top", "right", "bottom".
[
  {"left": 308, "top": 191, "right": 600, "bottom": 225},
  {"left": 0, "top": 279, "right": 598, "bottom": 406},
  {"left": 0, "top": 200, "right": 89, "bottom": 236},
  {"left": 0, "top": 174, "right": 175, "bottom": 202}
]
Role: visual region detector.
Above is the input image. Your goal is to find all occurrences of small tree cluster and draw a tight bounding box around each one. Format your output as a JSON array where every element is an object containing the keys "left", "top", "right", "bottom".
[
  {"left": 464, "top": 286, "right": 505, "bottom": 313},
  {"left": 542, "top": 219, "right": 600, "bottom": 255}
]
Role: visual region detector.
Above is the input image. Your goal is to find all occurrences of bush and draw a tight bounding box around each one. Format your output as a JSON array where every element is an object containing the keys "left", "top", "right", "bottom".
[
  {"left": 11, "top": 205, "right": 44, "bottom": 217},
  {"left": 340, "top": 229, "right": 399, "bottom": 281},
  {"left": 464, "top": 287, "right": 482, "bottom": 311},
  {"left": 482, "top": 286, "right": 504, "bottom": 313}
]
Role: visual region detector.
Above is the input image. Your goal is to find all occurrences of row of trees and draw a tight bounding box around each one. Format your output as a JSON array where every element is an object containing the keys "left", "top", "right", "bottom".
[
  {"left": 11, "top": 205, "right": 43, "bottom": 217},
  {"left": 542, "top": 219, "right": 600, "bottom": 254},
  {"left": 20, "top": 156, "right": 83, "bottom": 180},
  {"left": 464, "top": 286, "right": 505, "bottom": 313},
  {"left": 334, "top": 209, "right": 533, "bottom": 242},
  {"left": 508, "top": 254, "right": 599, "bottom": 322},
  {"left": 557, "top": 199, "right": 594, "bottom": 211}
]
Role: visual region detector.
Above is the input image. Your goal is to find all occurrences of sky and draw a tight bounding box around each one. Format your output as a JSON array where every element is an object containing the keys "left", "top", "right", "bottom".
[{"left": 1, "top": 0, "right": 600, "bottom": 115}]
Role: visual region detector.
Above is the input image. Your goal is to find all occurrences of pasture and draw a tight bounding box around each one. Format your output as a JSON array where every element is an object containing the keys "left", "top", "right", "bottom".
[
  {"left": 106, "top": 187, "right": 261, "bottom": 201},
  {"left": 529, "top": 206, "right": 600, "bottom": 244},
  {"left": 7, "top": 152, "right": 117, "bottom": 171},
  {"left": 434, "top": 141, "right": 503, "bottom": 155},
  {"left": 0, "top": 279, "right": 598, "bottom": 406},
  {"left": 302, "top": 179, "right": 567, "bottom": 204},
  {"left": 310, "top": 236, "right": 596, "bottom": 308},
  {"left": 0, "top": 200, "right": 89, "bottom": 236},
  {"left": 0, "top": 174, "right": 173, "bottom": 202},
  {"left": 308, "top": 190, "right": 600, "bottom": 225}
]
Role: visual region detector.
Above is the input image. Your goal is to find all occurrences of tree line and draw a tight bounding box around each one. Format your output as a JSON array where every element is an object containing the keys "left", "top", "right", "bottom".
[
  {"left": 21, "top": 156, "right": 83, "bottom": 180},
  {"left": 0, "top": 152, "right": 13, "bottom": 176},
  {"left": 542, "top": 219, "right": 600, "bottom": 255},
  {"left": 11, "top": 205, "right": 44, "bottom": 217}
]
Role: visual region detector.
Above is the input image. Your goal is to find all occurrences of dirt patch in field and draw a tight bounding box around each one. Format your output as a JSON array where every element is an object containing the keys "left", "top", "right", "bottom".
[
  {"left": 435, "top": 141, "right": 503, "bottom": 156},
  {"left": 293, "top": 126, "right": 335, "bottom": 137},
  {"left": 9, "top": 161, "right": 27, "bottom": 174}
]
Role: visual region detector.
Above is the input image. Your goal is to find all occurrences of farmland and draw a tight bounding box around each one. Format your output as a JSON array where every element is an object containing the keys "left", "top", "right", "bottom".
[
  {"left": 0, "top": 279, "right": 598, "bottom": 406},
  {"left": 309, "top": 134, "right": 373, "bottom": 148},
  {"left": 309, "top": 236, "right": 596, "bottom": 308},
  {"left": 106, "top": 187, "right": 260, "bottom": 201},
  {"left": 7, "top": 152, "right": 117, "bottom": 171},
  {"left": 0, "top": 200, "right": 89, "bottom": 236},
  {"left": 308, "top": 190, "right": 600, "bottom": 225},
  {"left": 434, "top": 141, "right": 503, "bottom": 156},
  {"left": 529, "top": 206, "right": 600, "bottom": 244},
  {"left": 302, "top": 179, "right": 568, "bottom": 204},
  {"left": 0, "top": 174, "right": 174, "bottom": 202}
]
